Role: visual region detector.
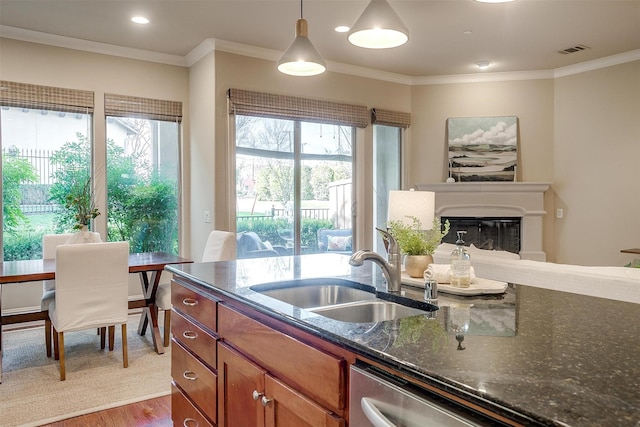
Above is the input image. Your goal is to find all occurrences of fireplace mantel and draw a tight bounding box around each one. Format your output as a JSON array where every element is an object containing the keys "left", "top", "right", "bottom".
[{"left": 415, "top": 182, "right": 551, "bottom": 261}]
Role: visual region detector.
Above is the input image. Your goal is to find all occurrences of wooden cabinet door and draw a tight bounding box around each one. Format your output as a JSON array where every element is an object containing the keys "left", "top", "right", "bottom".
[
  {"left": 218, "top": 343, "right": 266, "bottom": 427},
  {"left": 264, "top": 375, "right": 345, "bottom": 427}
]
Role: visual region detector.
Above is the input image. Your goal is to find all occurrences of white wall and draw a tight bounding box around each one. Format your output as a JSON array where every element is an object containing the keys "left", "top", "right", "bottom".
[{"left": 553, "top": 61, "right": 640, "bottom": 266}]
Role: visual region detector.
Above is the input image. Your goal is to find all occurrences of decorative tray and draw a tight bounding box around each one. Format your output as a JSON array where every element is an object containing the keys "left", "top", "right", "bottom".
[{"left": 401, "top": 273, "right": 508, "bottom": 296}]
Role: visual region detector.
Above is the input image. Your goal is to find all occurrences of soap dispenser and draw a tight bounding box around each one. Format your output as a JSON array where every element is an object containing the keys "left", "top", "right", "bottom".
[{"left": 450, "top": 231, "right": 471, "bottom": 288}]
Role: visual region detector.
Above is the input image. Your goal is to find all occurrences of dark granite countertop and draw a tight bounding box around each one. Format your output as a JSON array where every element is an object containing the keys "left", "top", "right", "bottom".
[{"left": 166, "top": 253, "right": 640, "bottom": 427}]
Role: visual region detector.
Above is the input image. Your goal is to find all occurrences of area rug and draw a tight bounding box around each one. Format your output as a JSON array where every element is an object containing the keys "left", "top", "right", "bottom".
[{"left": 0, "top": 313, "right": 171, "bottom": 427}]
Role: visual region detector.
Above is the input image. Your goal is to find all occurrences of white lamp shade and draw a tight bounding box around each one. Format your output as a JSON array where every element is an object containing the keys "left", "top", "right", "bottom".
[
  {"left": 387, "top": 190, "right": 435, "bottom": 230},
  {"left": 278, "top": 18, "right": 326, "bottom": 76},
  {"left": 347, "top": 0, "right": 409, "bottom": 49}
]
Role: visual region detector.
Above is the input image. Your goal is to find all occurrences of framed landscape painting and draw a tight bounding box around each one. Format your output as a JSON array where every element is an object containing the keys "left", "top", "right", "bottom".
[{"left": 447, "top": 116, "right": 518, "bottom": 182}]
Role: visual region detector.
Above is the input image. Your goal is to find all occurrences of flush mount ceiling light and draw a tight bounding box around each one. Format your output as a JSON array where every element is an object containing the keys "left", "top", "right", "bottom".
[
  {"left": 348, "top": 0, "right": 409, "bottom": 49},
  {"left": 277, "top": 0, "right": 326, "bottom": 77},
  {"left": 131, "top": 16, "right": 149, "bottom": 24},
  {"left": 476, "top": 61, "right": 492, "bottom": 70}
]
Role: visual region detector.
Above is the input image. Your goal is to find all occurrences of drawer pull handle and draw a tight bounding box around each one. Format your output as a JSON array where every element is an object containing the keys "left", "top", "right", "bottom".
[
  {"left": 261, "top": 396, "right": 273, "bottom": 407},
  {"left": 183, "top": 418, "right": 198, "bottom": 427},
  {"left": 183, "top": 371, "right": 198, "bottom": 381},
  {"left": 182, "top": 298, "right": 198, "bottom": 307},
  {"left": 183, "top": 331, "right": 197, "bottom": 340},
  {"left": 252, "top": 390, "right": 264, "bottom": 401}
]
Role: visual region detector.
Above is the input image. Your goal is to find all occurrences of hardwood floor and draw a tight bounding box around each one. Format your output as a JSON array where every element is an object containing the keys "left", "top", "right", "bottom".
[{"left": 40, "top": 395, "right": 172, "bottom": 427}]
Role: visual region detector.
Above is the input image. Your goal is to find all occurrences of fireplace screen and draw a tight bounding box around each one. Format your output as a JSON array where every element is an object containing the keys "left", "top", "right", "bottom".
[{"left": 441, "top": 217, "right": 521, "bottom": 254}]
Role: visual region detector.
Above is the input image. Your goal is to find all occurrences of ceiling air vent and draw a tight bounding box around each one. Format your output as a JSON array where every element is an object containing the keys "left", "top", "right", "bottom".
[{"left": 558, "top": 44, "right": 590, "bottom": 55}]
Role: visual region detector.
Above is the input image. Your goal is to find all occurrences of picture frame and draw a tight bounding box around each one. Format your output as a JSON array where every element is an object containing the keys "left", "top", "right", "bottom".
[{"left": 446, "top": 116, "right": 519, "bottom": 182}]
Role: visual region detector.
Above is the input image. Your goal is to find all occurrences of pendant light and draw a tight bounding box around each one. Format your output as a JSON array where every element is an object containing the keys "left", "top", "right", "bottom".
[
  {"left": 277, "top": 0, "right": 326, "bottom": 76},
  {"left": 348, "top": 0, "right": 409, "bottom": 49}
]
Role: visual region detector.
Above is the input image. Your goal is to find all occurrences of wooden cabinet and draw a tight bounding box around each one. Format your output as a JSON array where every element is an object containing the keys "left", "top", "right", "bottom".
[
  {"left": 170, "top": 278, "right": 347, "bottom": 427},
  {"left": 170, "top": 280, "right": 219, "bottom": 426},
  {"left": 171, "top": 384, "right": 214, "bottom": 427},
  {"left": 217, "top": 304, "right": 346, "bottom": 414},
  {"left": 218, "top": 343, "right": 344, "bottom": 427}
]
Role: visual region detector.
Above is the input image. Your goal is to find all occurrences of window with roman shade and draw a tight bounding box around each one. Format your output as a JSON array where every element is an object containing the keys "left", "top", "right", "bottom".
[
  {"left": 371, "top": 107, "right": 411, "bottom": 129},
  {"left": 227, "top": 88, "right": 368, "bottom": 128},
  {"left": 103, "top": 93, "right": 182, "bottom": 254},
  {"left": 0, "top": 81, "right": 95, "bottom": 261}
]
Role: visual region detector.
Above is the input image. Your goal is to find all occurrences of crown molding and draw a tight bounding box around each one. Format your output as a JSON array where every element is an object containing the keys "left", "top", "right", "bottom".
[
  {"left": 186, "top": 38, "right": 414, "bottom": 85},
  {"left": 412, "top": 69, "right": 555, "bottom": 85},
  {"left": 2, "top": 25, "right": 638, "bottom": 85},
  {"left": 553, "top": 49, "right": 640, "bottom": 78},
  {"left": 0, "top": 25, "right": 187, "bottom": 67}
]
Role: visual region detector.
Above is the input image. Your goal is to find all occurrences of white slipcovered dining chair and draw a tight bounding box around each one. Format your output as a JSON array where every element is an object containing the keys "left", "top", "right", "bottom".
[
  {"left": 49, "top": 241, "right": 130, "bottom": 381},
  {"left": 41, "top": 233, "right": 75, "bottom": 357},
  {"left": 155, "top": 230, "right": 236, "bottom": 346}
]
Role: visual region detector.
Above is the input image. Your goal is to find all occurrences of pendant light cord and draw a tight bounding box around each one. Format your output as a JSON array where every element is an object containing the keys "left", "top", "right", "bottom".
[{"left": 300, "top": 0, "right": 303, "bottom": 19}]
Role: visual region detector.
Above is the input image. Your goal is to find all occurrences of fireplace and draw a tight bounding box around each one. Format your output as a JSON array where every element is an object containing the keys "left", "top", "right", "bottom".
[
  {"left": 442, "top": 217, "right": 521, "bottom": 254},
  {"left": 415, "top": 182, "right": 550, "bottom": 261}
]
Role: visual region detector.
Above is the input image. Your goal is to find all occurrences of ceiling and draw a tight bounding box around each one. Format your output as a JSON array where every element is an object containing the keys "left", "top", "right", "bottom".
[{"left": 1, "top": 0, "right": 639, "bottom": 78}]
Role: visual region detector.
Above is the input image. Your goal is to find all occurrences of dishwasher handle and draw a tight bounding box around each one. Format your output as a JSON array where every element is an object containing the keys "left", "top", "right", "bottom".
[{"left": 361, "top": 397, "right": 397, "bottom": 427}]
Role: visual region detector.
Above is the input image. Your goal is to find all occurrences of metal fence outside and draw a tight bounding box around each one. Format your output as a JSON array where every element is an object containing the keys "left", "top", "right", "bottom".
[{"left": 2, "top": 148, "right": 62, "bottom": 214}]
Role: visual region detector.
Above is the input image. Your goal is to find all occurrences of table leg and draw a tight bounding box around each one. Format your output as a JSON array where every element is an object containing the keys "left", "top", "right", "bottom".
[{"left": 136, "top": 270, "right": 165, "bottom": 355}]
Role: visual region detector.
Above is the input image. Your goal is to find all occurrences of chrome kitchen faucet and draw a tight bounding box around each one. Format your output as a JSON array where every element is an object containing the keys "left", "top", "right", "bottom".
[{"left": 349, "top": 228, "right": 402, "bottom": 293}]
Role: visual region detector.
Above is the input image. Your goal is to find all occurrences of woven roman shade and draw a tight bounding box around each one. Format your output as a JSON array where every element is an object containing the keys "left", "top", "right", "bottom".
[
  {"left": 228, "top": 88, "right": 369, "bottom": 128},
  {"left": 371, "top": 108, "right": 411, "bottom": 129},
  {"left": 0, "top": 81, "right": 94, "bottom": 114},
  {"left": 104, "top": 93, "right": 182, "bottom": 123}
]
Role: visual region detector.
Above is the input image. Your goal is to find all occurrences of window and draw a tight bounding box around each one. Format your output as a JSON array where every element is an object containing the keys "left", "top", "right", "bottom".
[
  {"left": 371, "top": 108, "right": 410, "bottom": 255},
  {"left": 0, "top": 81, "right": 93, "bottom": 261},
  {"left": 104, "top": 94, "right": 182, "bottom": 254},
  {"left": 229, "top": 89, "right": 367, "bottom": 258}
]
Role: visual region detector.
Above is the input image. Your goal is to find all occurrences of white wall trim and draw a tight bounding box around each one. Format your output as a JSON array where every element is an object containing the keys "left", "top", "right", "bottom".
[
  {"left": 2, "top": 25, "right": 638, "bottom": 84},
  {"left": 553, "top": 49, "right": 640, "bottom": 78},
  {"left": 0, "top": 25, "right": 187, "bottom": 67}
]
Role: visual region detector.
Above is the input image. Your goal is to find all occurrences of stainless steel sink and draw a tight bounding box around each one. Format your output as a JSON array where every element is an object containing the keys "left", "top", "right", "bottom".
[
  {"left": 251, "top": 278, "right": 435, "bottom": 323},
  {"left": 310, "top": 300, "right": 429, "bottom": 323},
  {"left": 250, "top": 279, "right": 376, "bottom": 309}
]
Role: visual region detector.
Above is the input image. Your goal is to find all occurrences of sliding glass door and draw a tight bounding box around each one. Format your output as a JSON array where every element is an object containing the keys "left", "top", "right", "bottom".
[{"left": 235, "top": 115, "right": 354, "bottom": 258}]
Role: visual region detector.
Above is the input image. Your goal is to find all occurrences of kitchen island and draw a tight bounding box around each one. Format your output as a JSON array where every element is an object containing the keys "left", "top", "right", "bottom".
[{"left": 166, "top": 253, "right": 639, "bottom": 426}]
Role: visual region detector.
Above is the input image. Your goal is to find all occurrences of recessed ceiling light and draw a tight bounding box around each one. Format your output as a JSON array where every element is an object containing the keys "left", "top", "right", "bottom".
[
  {"left": 474, "top": 0, "right": 516, "bottom": 3},
  {"left": 131, "top": 16, "right": 150, "bottom": 24},
  {"left": 335, "top": 26, "right": 350, "bottom": 33},
  {"left": 476, "top": 61, "right": 492, "bottom": 70},
  {"left": 463, "top": 30, "right": 473, "bottom": 35}
]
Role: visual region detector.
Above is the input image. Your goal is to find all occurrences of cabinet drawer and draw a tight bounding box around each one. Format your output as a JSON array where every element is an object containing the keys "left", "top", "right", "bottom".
[
  {"left": 172, "top": 280, "right": 217, "bottom": 331},
  {"left": 218, "top": 304, "right": 346, "bottom": 412},
  {"left": 171, "top": 383, "right": 214, "bottom": 427},
  {"left": 172, "top": 340, "right": 217, "bottom": 421},
  {"left": 172, "top": 309, "right": 218, "bottom": 370}
]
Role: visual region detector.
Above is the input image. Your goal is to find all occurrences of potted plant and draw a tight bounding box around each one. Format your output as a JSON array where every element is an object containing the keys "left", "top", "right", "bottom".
[
  {"left": 64, "top": 176, "right": 102, "bottom": 243},
  {"left": 388, "top": 216, "right": 450, "bottom": 278}
]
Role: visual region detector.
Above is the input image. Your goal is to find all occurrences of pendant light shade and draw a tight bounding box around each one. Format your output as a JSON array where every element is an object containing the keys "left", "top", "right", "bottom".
[
  {"left": 277, "top": 1, "right": 326, "bottom": 76},
  {"left": 348, "top": 0, "right": 409, "bottom": 49}
]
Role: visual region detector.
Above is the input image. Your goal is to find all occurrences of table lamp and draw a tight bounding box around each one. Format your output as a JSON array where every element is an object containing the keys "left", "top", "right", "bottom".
[{"left": 387, "top": 189, "right": 435, "bottom": 229}]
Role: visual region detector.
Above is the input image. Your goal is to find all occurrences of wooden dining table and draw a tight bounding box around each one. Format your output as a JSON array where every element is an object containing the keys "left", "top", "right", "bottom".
[{"left": 0, "top": 251, "right": 192, "bottom": 383}]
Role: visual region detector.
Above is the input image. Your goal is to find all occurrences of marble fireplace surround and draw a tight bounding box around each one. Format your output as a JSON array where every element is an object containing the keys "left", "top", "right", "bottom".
[{"left": 414, "top": 182, "right": 551, "bottom": 261}]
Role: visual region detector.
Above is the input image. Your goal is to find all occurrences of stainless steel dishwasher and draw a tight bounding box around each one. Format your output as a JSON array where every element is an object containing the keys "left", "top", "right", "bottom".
[{"left": 350, "top": 363, "right": 496, "bottom": 427}]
